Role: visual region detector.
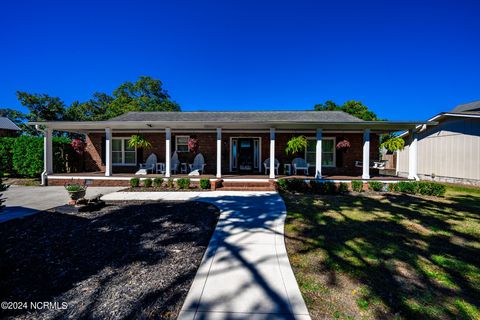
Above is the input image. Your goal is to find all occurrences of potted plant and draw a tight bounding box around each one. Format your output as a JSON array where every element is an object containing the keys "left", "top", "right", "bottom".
[
  {"left": 336, "top": 138, "right": 351, "bottom": 150},
  {"left": 128, "top": 135, "right": 152, "bottom": 149},
  {"left": 336, "top": 137, "right": 351, "bottom": 167},
  {"left": 188, "top": 136, "right": 199, "bottom": 153},
  {"left": 65, "top": 183, "right": 87, "bottom": 202},
  {"left": 285, "top": 135, "right": 308, "bottom": 156}
]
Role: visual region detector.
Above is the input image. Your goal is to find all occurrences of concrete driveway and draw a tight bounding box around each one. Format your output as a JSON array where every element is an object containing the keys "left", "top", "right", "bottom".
[{"left": 1, "top": 185, "right": 123, "bottom": 223}]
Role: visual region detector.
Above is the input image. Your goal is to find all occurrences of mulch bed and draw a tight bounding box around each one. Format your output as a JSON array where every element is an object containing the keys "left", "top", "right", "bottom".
[{"left": 0, "top": 201, "right": 219, "bottom": 320}]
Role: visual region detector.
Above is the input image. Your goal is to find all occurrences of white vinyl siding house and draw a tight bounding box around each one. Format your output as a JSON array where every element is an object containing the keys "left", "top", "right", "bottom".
[{"left": 397, "top": 102, "right": 480, "bottom": 185}]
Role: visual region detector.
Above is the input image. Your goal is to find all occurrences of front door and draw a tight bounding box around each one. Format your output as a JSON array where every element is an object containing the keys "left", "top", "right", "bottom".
[{"left": 238, "top": 138, "right": 254, "bottom": 172}]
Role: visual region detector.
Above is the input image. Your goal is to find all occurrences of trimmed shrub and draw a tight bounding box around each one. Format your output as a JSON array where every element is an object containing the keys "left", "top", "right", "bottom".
[
  {"left": 368, "top": 181, "right": 384, "bottom": 192},
  {"left": 417, "top": 181, "right": 446, "bottom": 197},
  {"left": 177, "top": 178, "right": 190, "bottom": 190},
  {"left": 388, "top": 183, "right": 399, "bottom": 192},
  {"left": 351, "top": 180, "right": 363, "bottom": 192},
  {"left": 12, "top": 136, "right": 43, "bottom": 177},
  {"left": 338, "top": 182, "right": 349, "bottom": 194},
  {"left": 0, "top": 137, "right": 16, "bottom": 175},
  {"left": 166, "top": 178, "right": 175, "bottom": 189},
  {"left": 276, "top": 179, "right": 288, "bottom": 191},
  {"left": 286, "top": 179, "right": 309, "bottom": 193},
  {"left": 397, "top": 181, "right": 417, "bottom": 194},
  {"left": 310, "top": 181, "right": 337, "bottom": 194},
  {"left": 0, "top": 171, "right": 8, "bottom": 212},
  {"left": 143, "top": 178, "right": 152, "bottom": 188},
  {"left": 2, "top": 136, "right": 77, "bottom": 177},
  {"left": 199, "top": 178, "right": 211, "bottom": 190},
  {"left": 153, "top": 177, "right": 164, "bottom": 188},
  {"left": 130, "top": 177, "right": 140, "bottom": 188}
]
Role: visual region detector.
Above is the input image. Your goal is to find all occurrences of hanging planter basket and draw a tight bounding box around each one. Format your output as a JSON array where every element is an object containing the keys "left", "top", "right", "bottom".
[{"left": 336, "top": 139, "right": 351, "bottom": 150}]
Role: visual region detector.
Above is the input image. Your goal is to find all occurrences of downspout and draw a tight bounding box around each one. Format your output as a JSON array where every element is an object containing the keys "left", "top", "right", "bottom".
[{"left": 35, "top": 125, "right": 48, "bottom": 186}]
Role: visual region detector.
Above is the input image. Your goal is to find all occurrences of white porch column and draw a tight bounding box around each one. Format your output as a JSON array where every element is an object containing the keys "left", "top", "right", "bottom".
[
  {"left": 269, "top": 128, "right": 275, "bottom": 179},
  {"left": 105, "top": 128, "right": 112, "bottom": 177},
  {"left": 41, "top": 128, "right": 53, "bottom": 185},
  {"left": 408, "top": 129, "right": 419, "bottom": 180},
  {"left": 362, "top": 128, "right": 370, "bottom": 179},
  {"left": 165, "top": 128, "right": 171, "bottom": 178},
  {"left": 315, "top": 129, "right": 322, "bottom": 179},
  {"left": 216, "top": 128, "right": 222, "bottom": 178}
]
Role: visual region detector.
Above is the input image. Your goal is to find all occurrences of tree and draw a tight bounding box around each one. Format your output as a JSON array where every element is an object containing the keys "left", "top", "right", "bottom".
[
  {"left": 314, "top": 100, "right": 379, "bottom": 121},
  {"left": 65, "top": 92, "right": 113, "bottom": 121},
  {"left": 105, "top": 76, "right": 180, "bottom": 118},
  {"left": 17, "top": 91, "right": 66, "bottom": 122}
]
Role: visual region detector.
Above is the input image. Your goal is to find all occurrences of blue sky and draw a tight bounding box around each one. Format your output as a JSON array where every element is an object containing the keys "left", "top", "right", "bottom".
[{"left": 0, "top": 0, "right": 478, "bottom": 120}]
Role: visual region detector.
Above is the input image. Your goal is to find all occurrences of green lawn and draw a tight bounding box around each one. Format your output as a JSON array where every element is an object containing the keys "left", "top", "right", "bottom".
[{"left": 283, "top": 185, "right": 480, "bottom": 320}]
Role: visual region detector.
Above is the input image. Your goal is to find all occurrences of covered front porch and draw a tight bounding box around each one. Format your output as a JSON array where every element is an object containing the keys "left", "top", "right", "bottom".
[{"left": 33, "top": 115, "right": 430, "bottom": 186}]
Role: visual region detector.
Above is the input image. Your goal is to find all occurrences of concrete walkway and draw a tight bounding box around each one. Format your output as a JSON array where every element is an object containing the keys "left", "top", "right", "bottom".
[
  {"left": 1, "top": 185, "right": 123, "bottom": 223},
  {"left": 101, "top": 191, "right": 310, "bottom": 320}
]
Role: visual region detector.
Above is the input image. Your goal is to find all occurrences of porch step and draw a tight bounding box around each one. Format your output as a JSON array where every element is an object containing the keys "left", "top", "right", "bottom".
[{"left": 215, "top": 180, "right": 276, "bottom": 191}]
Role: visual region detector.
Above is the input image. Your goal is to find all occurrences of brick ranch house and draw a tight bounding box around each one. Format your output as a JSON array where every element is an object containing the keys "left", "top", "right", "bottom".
[{"left": 29, "top": 111, "right": 433, "bottom": 187}]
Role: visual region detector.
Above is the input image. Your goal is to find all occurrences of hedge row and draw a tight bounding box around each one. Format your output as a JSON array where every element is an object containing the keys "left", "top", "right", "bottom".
[
  {"left": 277, "top": 179, "right": 446, "bottom": 197},
  {"left": 130, "top": 177, "right": 211, "bottom": 190},
  {"left": 0, "top": 136, "right": 80, "bottom": 178}
]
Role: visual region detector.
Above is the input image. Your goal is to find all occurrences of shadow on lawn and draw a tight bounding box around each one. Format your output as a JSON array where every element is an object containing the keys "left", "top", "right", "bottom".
[
  {"left": 284, "top": 192, "right": 480, "bottom": 319},
  {"left": 0, "top": 202, "right": 219, "bottom": 319}
]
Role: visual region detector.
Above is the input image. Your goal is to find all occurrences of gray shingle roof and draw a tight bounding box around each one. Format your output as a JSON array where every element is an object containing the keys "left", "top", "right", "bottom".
[
  {"left": 109, "top": 111, "right": 363, "bottom": 122},
  {"left": 451, "top": 100, "right": 480, "bottom": 113},
  {"left": 0, "top": 117, "right": 21, "bottom": 131}
]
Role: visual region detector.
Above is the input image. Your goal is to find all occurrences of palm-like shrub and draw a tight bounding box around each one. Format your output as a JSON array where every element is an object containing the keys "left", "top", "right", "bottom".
[
  {"left": 128, "top": 135, "right": 152, "bottom": 149},
  {"left": 285, "top": 136, "right": 307, "bottom": 155},
  {"left": 381, "top": 137, "right": 405, "bottom": 153}
]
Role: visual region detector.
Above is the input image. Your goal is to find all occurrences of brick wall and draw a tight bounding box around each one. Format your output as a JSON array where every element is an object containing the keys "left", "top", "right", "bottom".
[
  {"left": 83, "top": 131, "right": 380, "bottom": 176},
  {"left": 0, "top": 129, "right": 19, "bottom": 137}
]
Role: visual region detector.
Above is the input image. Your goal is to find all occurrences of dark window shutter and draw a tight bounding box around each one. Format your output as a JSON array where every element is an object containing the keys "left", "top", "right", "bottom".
[
  {"left": 137, "top": 148, "right": 143, "bottom": 165},
  {"left": 101, "top": 136, "right": 106, "bottom": 165}
]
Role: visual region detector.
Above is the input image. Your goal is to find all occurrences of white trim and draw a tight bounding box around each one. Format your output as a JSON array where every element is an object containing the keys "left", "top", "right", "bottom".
[
  {"left": 305, "top": 136, "right": 336, "bottom": 167},
  {"left": 111, "top": 137, "right": 137, "bottom": 166},
  {"left": 165, "top": 128, "right": 171, "bottom": 178},
  {"left": 362, "top": 129, "right": 370, "bottom": 179},
  {"left": 269, "top": 128, "right": 275, "bottom": 179},
  {"left": 216, "top": 128, "right": 222, "bottom": 178},
  {"left": 175, "top": 135, "right": 190, "bottom": 153}
]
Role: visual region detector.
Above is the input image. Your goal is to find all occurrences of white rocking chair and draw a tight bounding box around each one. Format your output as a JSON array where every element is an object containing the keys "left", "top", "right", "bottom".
[
  {"left": 189, "top": 153, "right": 206, "bottom": 174},
  {"left": 136, "top": 153, "right": 157, "bottom": 175},
  {"left": 171, "top": 151, "right": 180, "bottom": 174},
  {"left": 263, "top": 158, "right": 280, "bottom": 175}
]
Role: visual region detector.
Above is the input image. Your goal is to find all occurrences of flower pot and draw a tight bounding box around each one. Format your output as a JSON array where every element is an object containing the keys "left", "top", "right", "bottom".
[{"left": 68, "top": 190, "right": 86, "bottom": 200}]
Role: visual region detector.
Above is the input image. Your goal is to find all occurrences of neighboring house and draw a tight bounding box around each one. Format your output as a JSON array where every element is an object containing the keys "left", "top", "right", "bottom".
[
  {"left": 0, "top": 117, "right": 21, "bottom": 137},
  {"left": 397, "top": 101, "right": 480, "bottom": 186},
  {"left": 29, "top": 111, "right": 432, "bottom": 186}
]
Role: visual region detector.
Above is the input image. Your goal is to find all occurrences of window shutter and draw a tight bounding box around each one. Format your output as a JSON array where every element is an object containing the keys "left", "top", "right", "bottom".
[
  {"left": 137, "top": 148, "right": 143, "bottom": 165},
  {"left": 101, "top": 136, "right": 106, "bottom": 165}
]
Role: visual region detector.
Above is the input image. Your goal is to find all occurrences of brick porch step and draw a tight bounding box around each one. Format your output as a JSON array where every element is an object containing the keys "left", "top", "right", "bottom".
[{"left": 215, "top": 180, "right": 276, "bottom": 191}]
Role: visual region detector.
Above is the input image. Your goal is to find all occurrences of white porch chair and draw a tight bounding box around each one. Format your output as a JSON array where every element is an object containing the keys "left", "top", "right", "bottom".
[
  {"left": 263, "top": 158, "right": 279, "bottom": 175},
  {"left": 171, "top": 151, "right": 180, "bottom": 174},
  {"left": 136, "top": 153, "right": 157, "bottom": 175},
  {"left": 292, "top": 157, "right": 310, "bottom": 175},
  {"left": 189, "top": 153, "right": 206, "bottom": 174},
  {"left": 355, "top": 160, "right": 387, "bottom": 170}
]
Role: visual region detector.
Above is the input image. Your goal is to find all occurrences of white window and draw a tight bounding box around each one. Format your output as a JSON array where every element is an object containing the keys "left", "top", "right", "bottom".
[
  {"left": 176, "top": 136, "right": 189, "bottom": 153},
  {"left": 112, "top": 138, "right": 136, "bottom": 165},
  {"left": 305, "top": 137, "right": 336, "bottom": 167}
]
